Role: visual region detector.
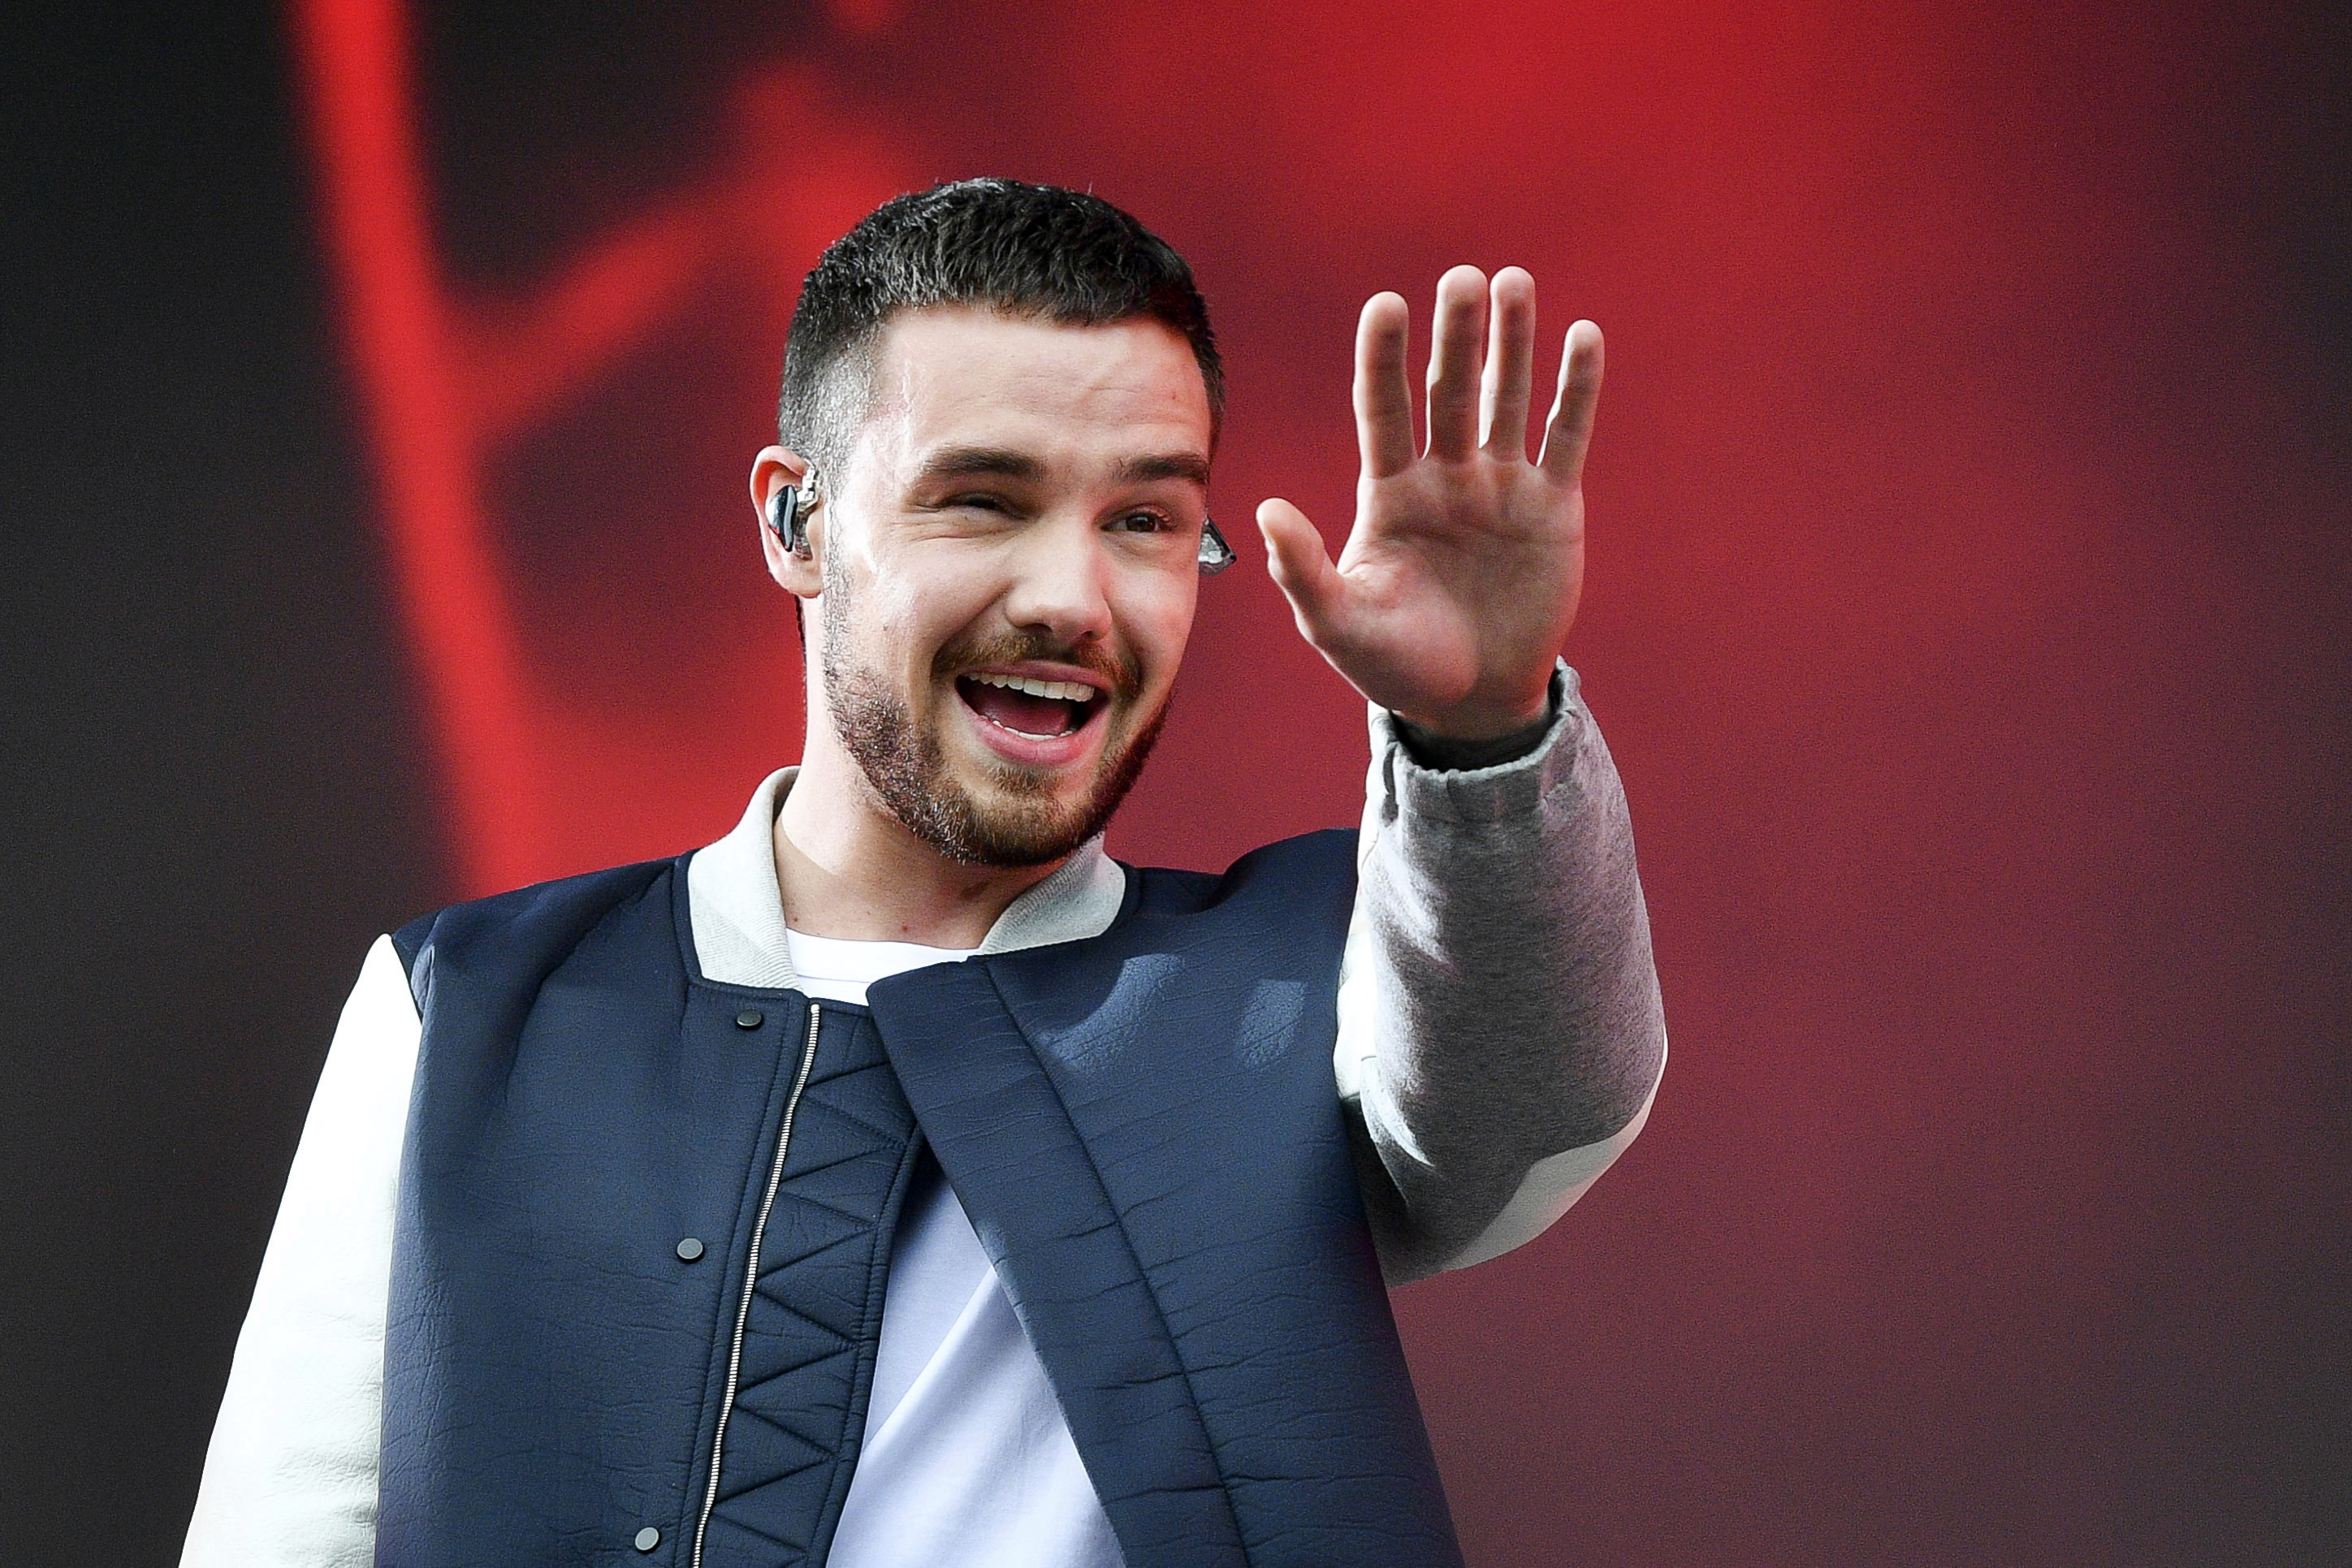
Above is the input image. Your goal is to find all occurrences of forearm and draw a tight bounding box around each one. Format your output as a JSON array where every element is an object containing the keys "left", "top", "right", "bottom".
[{"left": 1339, "top": 661, "right": 1666, "bottom": 1282}]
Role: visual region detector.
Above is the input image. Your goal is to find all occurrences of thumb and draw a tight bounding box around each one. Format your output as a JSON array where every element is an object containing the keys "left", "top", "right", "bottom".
[{"left": 1256, "top": 498, "right": 1347, "bottom": 647}]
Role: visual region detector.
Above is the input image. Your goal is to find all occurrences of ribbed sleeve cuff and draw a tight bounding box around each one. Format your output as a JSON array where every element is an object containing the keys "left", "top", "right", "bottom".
[{"left": 1370, "top": 660, "right": 1587, "bottom": 826}]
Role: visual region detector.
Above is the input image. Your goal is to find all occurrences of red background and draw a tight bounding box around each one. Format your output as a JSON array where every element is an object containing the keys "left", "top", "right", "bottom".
[{"left": 2, "top": 1, "right": 2343, "bottom": 1562}]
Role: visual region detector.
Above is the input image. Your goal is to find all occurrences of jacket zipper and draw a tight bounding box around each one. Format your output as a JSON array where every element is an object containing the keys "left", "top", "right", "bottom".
[{"left": 691, "top": 1001, "right": 822, "bottom": 1568}]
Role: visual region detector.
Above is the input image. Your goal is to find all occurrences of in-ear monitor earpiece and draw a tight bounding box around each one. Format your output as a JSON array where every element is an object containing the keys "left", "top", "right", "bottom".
[
  {"left": 1198, "top": 518, "right": 1236, "bottom": 574},
  {"left": 767, "top": 477, "right": 815, "bottom": 559}
]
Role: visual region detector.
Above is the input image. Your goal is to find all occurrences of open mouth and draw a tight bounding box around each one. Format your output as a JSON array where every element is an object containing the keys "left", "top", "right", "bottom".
[{"left": 955, "top": 672, "right": 1103, "bottom": 741}]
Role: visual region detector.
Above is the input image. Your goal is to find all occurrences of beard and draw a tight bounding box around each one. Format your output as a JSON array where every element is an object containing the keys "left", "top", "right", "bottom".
[{"left": 819, "top": 571, "right": 1168, "bottom": 869}]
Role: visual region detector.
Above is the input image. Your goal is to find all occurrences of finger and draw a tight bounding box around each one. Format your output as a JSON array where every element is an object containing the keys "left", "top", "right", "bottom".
[
  {"left": 1480, "top": 267, "right": 1537, "bottom": 459},
  {"left": 1425, "top": 265, "right": 1487, "bottom": 461},
  {"left": 1537, "top": 319, "right": 1606, "bottom": 483},
  {"left": 1353, "top": 292, "right": 1415, "bottom": 480},
  {"left": 1256, "top": 497, "right": 1348, "bottom": 647}
]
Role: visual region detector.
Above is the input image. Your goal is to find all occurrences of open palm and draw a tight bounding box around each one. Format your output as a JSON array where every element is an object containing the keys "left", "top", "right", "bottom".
[{"left": 1257, "top": 266, "right": 1602, "bottom": 741}]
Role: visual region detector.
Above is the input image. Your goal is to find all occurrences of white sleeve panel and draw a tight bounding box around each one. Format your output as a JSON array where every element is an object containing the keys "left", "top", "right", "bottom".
[{"left": 181, "top": 934, "right": 414, "bottom": 1568}]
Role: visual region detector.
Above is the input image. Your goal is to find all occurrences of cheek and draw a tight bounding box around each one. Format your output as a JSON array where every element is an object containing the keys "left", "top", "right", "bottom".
[
  {"left": 861, "top": 571, "right": 991, "bottom": 679},
  {"left": 1121, "top": 576, "right": 1198, "bottom": 689}
]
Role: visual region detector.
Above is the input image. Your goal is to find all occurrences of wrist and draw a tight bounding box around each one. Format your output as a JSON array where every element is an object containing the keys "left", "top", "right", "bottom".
[
  {"left": 1392, "top": 678, "right": 1561, "bottom": 771},
  {"left": 1390, "top": 684, "right": 1553, "bottom": 744}
]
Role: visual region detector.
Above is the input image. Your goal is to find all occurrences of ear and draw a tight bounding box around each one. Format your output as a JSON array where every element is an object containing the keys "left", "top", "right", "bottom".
[{"left": 750, "top": 445, "right": 824, "bottom": 599}]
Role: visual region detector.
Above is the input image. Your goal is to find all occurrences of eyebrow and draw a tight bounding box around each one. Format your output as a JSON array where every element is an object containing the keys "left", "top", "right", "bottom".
[
  {"left": 913, "top": 446, "right": 1045, "bottom": 485},
  {"left": 1113, "top": 452, "right": 1213, "bottom": 487},
  {"left": 910, "top": 446, "right": 1212, "bottom": 490}
]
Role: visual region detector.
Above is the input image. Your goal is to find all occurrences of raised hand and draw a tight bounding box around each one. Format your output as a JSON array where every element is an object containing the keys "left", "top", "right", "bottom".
[{"left": 1256, "top": 266, "right": 1602, "bottom": 741}]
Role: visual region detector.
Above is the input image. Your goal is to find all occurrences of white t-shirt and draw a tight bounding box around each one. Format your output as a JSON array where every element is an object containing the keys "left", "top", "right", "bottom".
[{"left": 784, "top": 930, "right": 1125, "bottom": 1568}]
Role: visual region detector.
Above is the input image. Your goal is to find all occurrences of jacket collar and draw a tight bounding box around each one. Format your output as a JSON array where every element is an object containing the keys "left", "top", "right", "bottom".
[{"left": 685, "top": 767, "right": 1130, "bottom": 990}]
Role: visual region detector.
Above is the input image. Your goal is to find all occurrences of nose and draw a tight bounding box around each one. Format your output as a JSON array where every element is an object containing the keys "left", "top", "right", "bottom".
[{"left": 999, "top": 513, "right": 1114, "bottom": 648}]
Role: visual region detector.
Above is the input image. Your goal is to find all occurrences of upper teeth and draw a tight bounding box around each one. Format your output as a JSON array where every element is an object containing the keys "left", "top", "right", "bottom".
[{"left": 971, "top": 672, "right": 1096, "bottom": 703}]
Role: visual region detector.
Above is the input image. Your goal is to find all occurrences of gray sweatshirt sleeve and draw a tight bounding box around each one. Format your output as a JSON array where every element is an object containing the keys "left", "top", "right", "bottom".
[{"left": 1335, "top": 660, "right": 1667, "bottom": 1284}]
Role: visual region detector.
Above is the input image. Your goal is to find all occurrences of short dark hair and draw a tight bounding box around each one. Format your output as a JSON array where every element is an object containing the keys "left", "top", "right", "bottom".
[{"left": 778, "top": 179, "right": 1223, "bottom": 477}]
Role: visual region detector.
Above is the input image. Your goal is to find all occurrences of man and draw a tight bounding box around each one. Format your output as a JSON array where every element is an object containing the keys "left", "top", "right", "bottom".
[{"left": 185, "top": 179, "right": 1664, "bottom": 1567}]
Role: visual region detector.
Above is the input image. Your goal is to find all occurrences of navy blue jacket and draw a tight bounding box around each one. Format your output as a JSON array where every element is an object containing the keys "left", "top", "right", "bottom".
[{"left": 377, "top": 828, "right": 1463, "bottom": 1567}]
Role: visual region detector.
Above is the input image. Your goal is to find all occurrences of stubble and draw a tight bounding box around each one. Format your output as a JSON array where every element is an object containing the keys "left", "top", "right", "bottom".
[{"left": 819, "top": 561, "right": 1167, "bottom": 867}]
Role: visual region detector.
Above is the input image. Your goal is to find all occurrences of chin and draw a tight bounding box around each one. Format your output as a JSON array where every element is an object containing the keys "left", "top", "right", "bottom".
[
  {"left": 945, "top": 786, "right": 1108, "bottom": 866},
  {"left": 832, "top": 671, "right": 1170, "bottom": 870}
]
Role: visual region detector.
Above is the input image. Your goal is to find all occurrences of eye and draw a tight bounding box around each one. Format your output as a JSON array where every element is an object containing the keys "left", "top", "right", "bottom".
[
  {"left": 1109, "top": 508, "right": 1174, "bottom": 534},
  {"left": 945, "top": 492, "right": 1011, "bottom": 513}
]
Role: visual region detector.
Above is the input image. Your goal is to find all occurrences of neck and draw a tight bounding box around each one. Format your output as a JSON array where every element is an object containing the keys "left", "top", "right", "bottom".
[{"left": 773, "top": 737, "right": 1064, "bottom": 948}]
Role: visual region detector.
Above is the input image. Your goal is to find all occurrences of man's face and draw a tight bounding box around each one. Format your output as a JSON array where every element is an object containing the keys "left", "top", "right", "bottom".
[{"left": 812, "top": 306, "right": 1212, "bottom": 866}]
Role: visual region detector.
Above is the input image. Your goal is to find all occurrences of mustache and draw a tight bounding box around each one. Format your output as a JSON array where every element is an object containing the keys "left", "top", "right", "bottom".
[{"left": 935, "top": 630, "right": 1143, "bottom": 702}]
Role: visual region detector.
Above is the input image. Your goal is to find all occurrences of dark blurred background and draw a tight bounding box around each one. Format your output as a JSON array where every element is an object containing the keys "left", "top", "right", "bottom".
[{"left": 3, "top": 1, "right": 2346, "bottom": 1562}]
